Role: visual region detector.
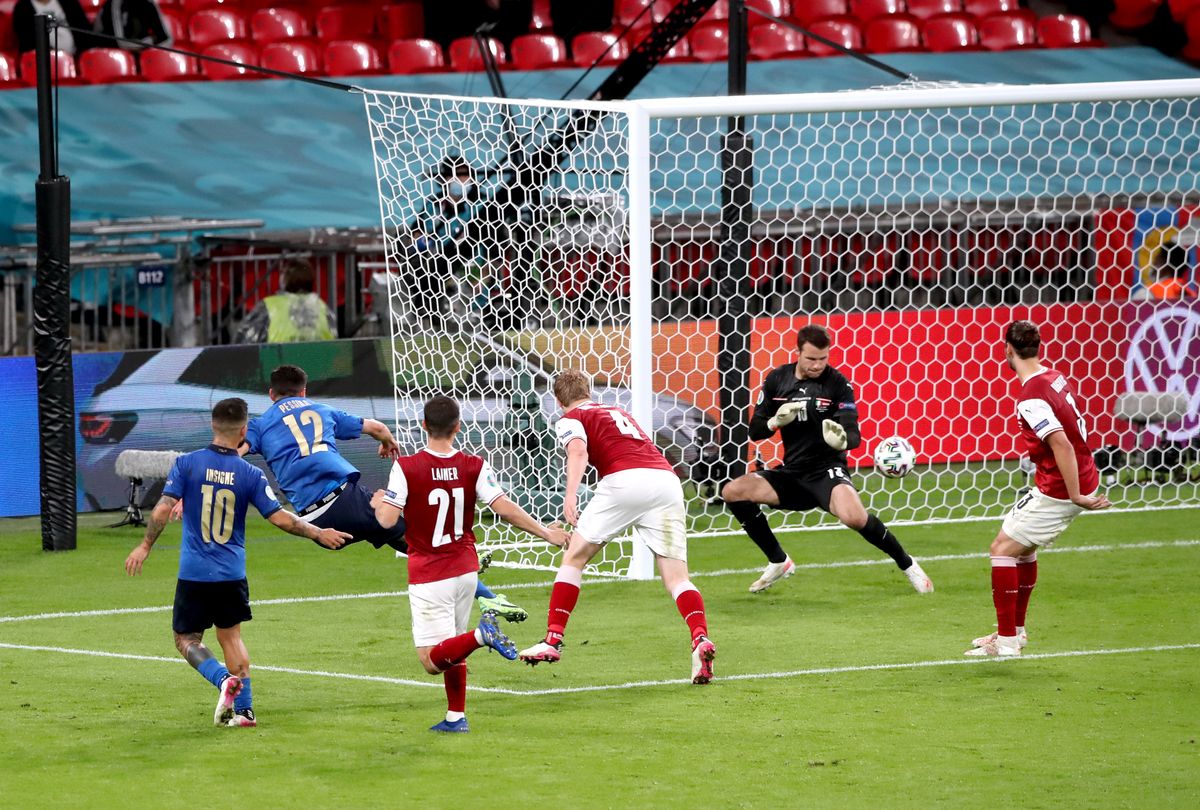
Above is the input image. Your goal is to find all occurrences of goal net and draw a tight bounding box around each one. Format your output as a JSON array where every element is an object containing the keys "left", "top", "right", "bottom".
[{"left": 362, "top": 79, "right": 1200, "bottom": 577}]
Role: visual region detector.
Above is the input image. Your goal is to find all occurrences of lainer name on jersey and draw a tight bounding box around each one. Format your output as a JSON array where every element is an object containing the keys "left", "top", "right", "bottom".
[
  {"left": 431, "top": 468, "right": 459, "bottom": 482},
  {"left": 205, "top": 468, "right": 236, "bottom": 485}
]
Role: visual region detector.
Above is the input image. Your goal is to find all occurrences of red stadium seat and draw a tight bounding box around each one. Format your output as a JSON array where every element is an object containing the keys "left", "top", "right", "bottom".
[
  {"left": 689, "top": 21, "right": 730, "bottom": 61},
  {"left": 79, "top": 0, "right": 104, "bottom": 21},
  {"left": 379, "top": 2, "right": 423, "bottom": 40},
  {"left": 20, "top": 49, "right": 79, "bottom": 85},
  {"left": 0, "top": 52, "right": 20, "bottom": 86},
  {"left": 140, "top": 48, "right": 200, "bottom": 81},
  {"left": 906, "top": 0, "right": 961, "bottom": 18},
  {"left": 1, "top": 13, "right": 19, "bottom": 54},
  {"left": 749, "top": 21, "right": 808, "bottom": 58},
  {"left": 510, "top": 33, "right": 569, "bottom": 69},
  {"left": 387, "top": 37, "right": 445, "bottom": 73},
  {"left": 188, "top": 8, "right": 248, "bottom": 48},
  {"left": 79, "top": 48, "right": 138, "bottom": 83},
  {"left": 865, "top": 15, "right": 922, "bottom": 51},
  {"left": 1169, "top": 0, "right": 1200, "bottom": 22},
  {"left": 448, "top": 35, "right": 506, "bottom": 71},
  {"left": 806, "top": 18, "right": 864, "bottom": 55},
  {"left": 530, "top": 0, "right": 552, "bottom": 30},
  {"left": 1181, "top": 10, "right": 1200, "bottom": 61},
  {"left": 201, "top": 42, "right": 259, "bottom": 80},
  {"left": 159, "top": 8, "right": 188, "bottom": 44},
  {"left": 850, "top": 0, "right": 906, "bottom": 21},
  {"left": 746, "top": 0, "right": 790, "bottom": 22},
  {"left": 615, "top": 0, "right": 673, "bottom": 27},
  {"left": 630, "top": 24, "right": 693, "bottom": 60},
  {"left": 250, "top": 8, "right": 311, "bottom": 44},
  {"left": 1037, "top": 14, "right": 1095, "bottom": 47},
  {"left": 1110, "top": 0, "right": 1163, "bottom": 29},
  {"left": 702, "top": 0, "right": 729, "bottom": 21},
  {"left": 260, "top": 40, "right": 320, "bottom": 74},
  {"left": 922, "top": 14, "right": 979, "bottom": 50},
  {"left": 318, "top": 5, "right": 377, "bottom": 42},
  {"left": 963, "top": 0, "right": 1020, "bottom": 18},
  {"left": 324, "top": 39, "right": 382, "bottom": 75},
  {"left": 793, "top": 0, "right": 849, "bottom": 24},
  {"left": 978, "top": 12, "right": 1035, "bottom": 49},
  {"left": 572, "top": 31, "right": 629, "bottom": 66}
]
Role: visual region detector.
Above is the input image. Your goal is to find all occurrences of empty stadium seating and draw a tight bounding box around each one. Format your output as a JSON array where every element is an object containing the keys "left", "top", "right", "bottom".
[
  {"left": 324, "top": 39, "right": 383, "bottom": 76},
  {"left": 865, "top": 16, "right": 923, "bottom": 52},
  {"left": 20, "top": 49, "right": 80, "bottom": 85},
  {"left": 79, "top": 48, "right": 139, "bottom": 83},
  {"left": 260, "top": 40, "right": 321, "bottom": 75},
  {"left": 387, "top": 38, "right": 445, "bottom": 74},
  {"left": 572, "top": 31, "right": 629, "bottom": 66},
  {"left": 748, "top": 22, "right": 807, "bottom": 59},
  {"left": 510, "top": 33, "right": 569, "bottom": 69},
  {"left": 140, "top": 49, "right": 201, "bottom": 82}
]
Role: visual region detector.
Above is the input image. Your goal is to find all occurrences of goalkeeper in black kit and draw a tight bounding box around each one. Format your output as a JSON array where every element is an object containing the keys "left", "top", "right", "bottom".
[{"left": 721, "top": 324, "right": 934, "bottom": 594}]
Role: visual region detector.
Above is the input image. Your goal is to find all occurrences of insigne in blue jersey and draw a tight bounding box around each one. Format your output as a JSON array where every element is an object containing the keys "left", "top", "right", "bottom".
[
  {"left": 162, "top": 445, "right": 282, "bottom": 582},
  {"left": 244, "top": 397, "right": 364, "bottom": 511}
]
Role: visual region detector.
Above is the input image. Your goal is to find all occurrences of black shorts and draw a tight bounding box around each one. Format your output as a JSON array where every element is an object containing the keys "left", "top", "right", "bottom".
[
  {"left": 757, "top": 465, "right": 854, "bottom": 512},
  {"left": 309, "top": 482, "right": 408, "bottom": 552},
  {"left": 172, "top": 578, "right": 252, "bottom": 634}
]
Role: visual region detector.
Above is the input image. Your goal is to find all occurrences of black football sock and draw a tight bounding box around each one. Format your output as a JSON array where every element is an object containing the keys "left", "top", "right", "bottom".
[
  {"left": 726, "top": 500, "right": 788, "bottom": 564},
  {"left": 858, "top": 514, "right": 913, "bottom": 570}
]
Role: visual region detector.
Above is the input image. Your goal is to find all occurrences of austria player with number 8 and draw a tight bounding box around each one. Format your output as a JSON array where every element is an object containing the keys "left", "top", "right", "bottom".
[
  {"left": 965, "top": 321, "right": 1111, "bottom": 658},
  {"left": 373, "top": 396, "right": 569, "bottom": 732},
  {"left": 721, "top": 324, "right": 933, "bottom": 595},
  {"left": 518, "top": 370, "right": 717, "bottom": 685}
]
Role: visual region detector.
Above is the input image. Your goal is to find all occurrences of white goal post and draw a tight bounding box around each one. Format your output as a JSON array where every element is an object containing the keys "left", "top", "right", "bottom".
[{"left": 362, "top": 78, "right": 1200, "bottom": 579}]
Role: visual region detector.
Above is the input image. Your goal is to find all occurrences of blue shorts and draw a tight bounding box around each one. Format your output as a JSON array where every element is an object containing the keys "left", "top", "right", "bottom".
[{"left": 310, "top": 482, "right": 407, "bottom": 552}]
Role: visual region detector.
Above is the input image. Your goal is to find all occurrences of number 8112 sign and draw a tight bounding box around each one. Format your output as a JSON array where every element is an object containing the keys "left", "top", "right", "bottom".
[{"left": 136, "top": 267, "right": 167, "bottom": 287}]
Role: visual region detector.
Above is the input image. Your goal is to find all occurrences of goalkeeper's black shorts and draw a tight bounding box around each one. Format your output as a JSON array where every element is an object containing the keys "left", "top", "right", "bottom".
[{"left": 757, "top": 465, "right": 854, "bottom": 512}]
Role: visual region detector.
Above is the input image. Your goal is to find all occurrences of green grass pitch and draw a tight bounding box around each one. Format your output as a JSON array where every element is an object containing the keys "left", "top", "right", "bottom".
[{"left": 2, "top": 508, "right": 1198, "bottom": 808}]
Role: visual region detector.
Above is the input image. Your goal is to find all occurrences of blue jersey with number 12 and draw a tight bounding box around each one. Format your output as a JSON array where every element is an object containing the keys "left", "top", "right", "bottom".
[
  {"left": 245, "top": 396, "right": 364, "bottom": 512},
  {"left": 163, "top": 445, "right": 282, "bottom": 582}
]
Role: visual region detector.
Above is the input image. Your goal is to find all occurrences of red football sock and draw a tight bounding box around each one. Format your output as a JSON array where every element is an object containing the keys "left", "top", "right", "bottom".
[
  {"left": 671, "top": 582, "right": 708, "bottom": 646},
  {"left": 991, "top": 555, "right": 1019, "bottom": 637},
  {"left": 1016, "top": 551, "right": 1038, "bottom": 628},
  {"left": 430, "top": 631, "right": 481, "bottom": 671},
  {"left": 546, "top": 566, "right": 582, "bottom": 645},
  {"left": 443, "top": 663, "right": 467, "bottom": 713}
]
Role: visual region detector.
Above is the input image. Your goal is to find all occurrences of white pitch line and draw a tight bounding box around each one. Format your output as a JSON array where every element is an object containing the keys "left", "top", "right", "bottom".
[
  {"left": 2, "top": 641, "right": 1197, "bottom": 697},
  {"left": 1, "top": 538, "right": 1197, "bottom": 625}
]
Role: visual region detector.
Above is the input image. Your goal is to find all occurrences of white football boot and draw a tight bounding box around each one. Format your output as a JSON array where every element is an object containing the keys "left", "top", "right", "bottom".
[
  {"left": 971, "top": 629, "right": 1028, "bottom": 649},
  {"left": 903, "top": 560, "right": 934, "bottom": 594},
  {"left": 964, "top": 635, "right": 1022, "bottom": 657},
  {"left": 748, "top": 556, "right": 795, "bottom": 593}
]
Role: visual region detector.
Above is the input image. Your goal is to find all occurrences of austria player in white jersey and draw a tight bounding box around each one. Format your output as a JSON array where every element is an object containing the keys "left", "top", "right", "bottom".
[
  {"left": 372, "top": 395, "right": 568, "bottom": 732},
  {"left": 966, "top": 321, "right": 1111, "bottom": 658},
  {"left": 518, "top": 370, "right": 717, "bottom": 684}
]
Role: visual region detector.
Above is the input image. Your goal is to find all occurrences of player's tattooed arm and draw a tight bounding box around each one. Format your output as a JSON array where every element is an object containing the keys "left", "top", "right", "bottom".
[
  {"left": 362, "top": 418, "right": 401, "bottom": 460},
  {"left": 267, "top": 509, "right": 351, "bottom": 549},
  {"left": 124, "top": 495, "right": 177, "bottom": 575}
]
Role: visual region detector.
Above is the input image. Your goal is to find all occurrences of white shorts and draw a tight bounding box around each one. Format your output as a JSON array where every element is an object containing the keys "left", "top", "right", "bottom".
[
  {"left": 575, "top": 468, "right": 688, "bottom": 562},
  {"left": 408, "top": 571, "right": 478, "bottom": 647},
  {"left": 1001, "top": 488, "right": 1091, "bottom": 548}
]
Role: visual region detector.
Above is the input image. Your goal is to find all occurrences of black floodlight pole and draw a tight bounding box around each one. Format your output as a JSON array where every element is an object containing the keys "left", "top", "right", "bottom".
[
  {"left": 33, "top": 12, "right": 77, "bottom": 551},
  {"left": 718, "top": 0, "right": 755, "bottom": 475}
]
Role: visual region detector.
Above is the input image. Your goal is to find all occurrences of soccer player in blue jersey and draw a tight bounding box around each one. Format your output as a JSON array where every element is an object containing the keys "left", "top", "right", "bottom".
[
  {"left": 243, "top": 364, "right": 528, "bottom": 622},
  {"left": 126, "top": 398, "right": 351, "bottom": 728}
]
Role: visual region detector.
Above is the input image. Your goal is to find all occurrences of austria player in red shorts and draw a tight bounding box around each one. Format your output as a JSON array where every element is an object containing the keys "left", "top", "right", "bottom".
[
  {"left": 518, "top": 371, "right": 717, "bottom": 684},
  {"left": 372, "top": 396, "right": 569, "bottom": 732},
  {"left": 966, "top": 321, "right": 1111, "bottom": 657}
]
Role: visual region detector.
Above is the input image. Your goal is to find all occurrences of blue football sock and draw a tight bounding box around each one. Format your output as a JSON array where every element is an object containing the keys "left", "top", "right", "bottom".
[
  {"left": 197, "top": 657, "right": 231, "bottom": 689},
  {"left": 234, "top": 677, "right": 252, "bottom": 711},
  {"left": 475, "top": 580, "right": 496, "bottom": 600}
]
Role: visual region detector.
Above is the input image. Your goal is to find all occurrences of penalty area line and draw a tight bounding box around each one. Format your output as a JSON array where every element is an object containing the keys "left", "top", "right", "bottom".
[
  {"left": 2, "top": 641, "right": 1197, "bottom": 697},
  {"left": 0, "top": 539, "right": 1196, "bottom": 625}
]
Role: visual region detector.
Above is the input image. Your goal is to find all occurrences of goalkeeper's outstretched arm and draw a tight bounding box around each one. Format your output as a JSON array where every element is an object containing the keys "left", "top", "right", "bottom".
[{"left": 833, "top": 409, "right": 862, "bottom": 451}]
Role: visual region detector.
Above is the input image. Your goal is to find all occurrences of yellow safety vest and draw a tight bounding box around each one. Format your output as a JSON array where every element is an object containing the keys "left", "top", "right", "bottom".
[{"left": 263, "top": 293, "right": 334, "bottom": 343}]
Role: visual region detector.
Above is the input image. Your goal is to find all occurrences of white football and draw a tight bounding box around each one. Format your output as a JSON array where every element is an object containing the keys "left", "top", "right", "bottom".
[{"left": 873, "top": 436, "right": 916, "bottom": 478}]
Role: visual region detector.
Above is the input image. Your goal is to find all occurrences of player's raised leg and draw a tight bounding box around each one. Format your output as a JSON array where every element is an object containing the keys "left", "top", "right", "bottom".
[
  {"left": 173, "top": 629, "right": 241, "bottom": 726},
  {"left": 215, "top": 624, "right": 256, "bottom": 727},
  {"left": 659, "top": 556, "right": 716, "bottom": 685},
  {"left": 519, "top": 531, "right": 602, "bottom": 664},
  {"left": 827, "top": 486, "right": 933, "bottom": 594},
  {"left": 721, "top": 474, "right": 794, "bottom": 593},
  {"left": 966, "top": 530, "right": 1025, "bottom": 657}
]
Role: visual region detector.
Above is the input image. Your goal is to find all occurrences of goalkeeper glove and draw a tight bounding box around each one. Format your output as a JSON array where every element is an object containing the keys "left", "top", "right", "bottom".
[
  {"left": 768, "top": 402, "right": 805, "bottom": 431},
  {"left": 822, "top": 419, "right": 847, "bottom": 451}
]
